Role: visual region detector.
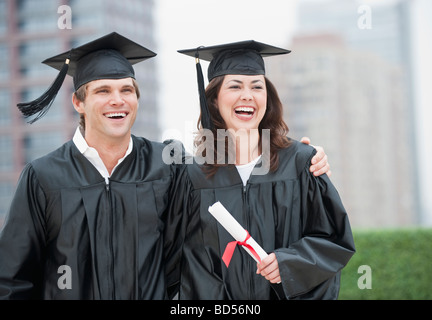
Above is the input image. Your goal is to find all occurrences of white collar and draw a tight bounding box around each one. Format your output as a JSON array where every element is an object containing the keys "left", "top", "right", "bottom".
[
  {"left": 72, "top": 127, "right": 133, "bottom": 183},
  {"left": 235, "top": 155, "right": 262, "bottom": 186}
]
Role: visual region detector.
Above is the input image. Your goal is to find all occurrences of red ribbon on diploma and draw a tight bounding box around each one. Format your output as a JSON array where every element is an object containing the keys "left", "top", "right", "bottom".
[{"left": 222, "top": 230, "right": 262, "bottom": 267}]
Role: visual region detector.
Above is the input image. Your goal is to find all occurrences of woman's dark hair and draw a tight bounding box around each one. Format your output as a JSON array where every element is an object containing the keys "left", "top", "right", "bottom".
[{"left": 194, "top": 75, "right": 291, "bottom": 177}]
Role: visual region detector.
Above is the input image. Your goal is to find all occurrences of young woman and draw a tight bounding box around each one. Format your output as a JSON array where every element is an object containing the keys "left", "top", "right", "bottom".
[{"left": 165, "top": 41, "right": 355, "bottom": 300}]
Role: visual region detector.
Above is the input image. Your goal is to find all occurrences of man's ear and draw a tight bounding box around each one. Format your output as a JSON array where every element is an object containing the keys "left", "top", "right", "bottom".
[{"left": 72, "top": 93, "right": 84, "bottom": 113}]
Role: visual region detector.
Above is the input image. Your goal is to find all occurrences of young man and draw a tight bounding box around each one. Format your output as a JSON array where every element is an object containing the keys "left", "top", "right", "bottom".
[{"left": 0, "top": 32, "right": 179, "bottom": 299}]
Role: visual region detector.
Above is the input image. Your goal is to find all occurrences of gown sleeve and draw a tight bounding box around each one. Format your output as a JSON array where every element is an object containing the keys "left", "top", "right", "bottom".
[
  {"left": 0, "top": 164, "right": 47, "bottom": 299},
  {"left": 162, "top": 140, "right": 191, "bottom": 299},
  {"left": 274, "top": 155, "right": 356, "bottom": 299}
]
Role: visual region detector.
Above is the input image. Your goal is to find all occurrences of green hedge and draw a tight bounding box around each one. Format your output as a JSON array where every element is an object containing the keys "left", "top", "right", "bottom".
[{"left": 339, "top": 228, "right": 432, "bottom": 300}]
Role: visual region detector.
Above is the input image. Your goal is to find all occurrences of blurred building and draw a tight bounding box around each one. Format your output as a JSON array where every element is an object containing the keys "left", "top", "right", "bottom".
[
  {"left": 0, "top": 0, "right": 159, "bottom": 228},
  {"left": 267, "top": 33, "right": 417, "bottom": 228},
  {"left": 282, "top": 0, "right": 424, "bottom": 228},
  {"left": 298, "top": 0, "right": 413, "bottom": 67}
]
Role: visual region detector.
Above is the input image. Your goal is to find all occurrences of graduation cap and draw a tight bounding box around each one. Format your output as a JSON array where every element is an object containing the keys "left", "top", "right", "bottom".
[
  {"left": 178, "top": 40, "right": 291, "bottom": 130},
  {"left": 17, "top": 32, "right": 156, "bottom": 124}
]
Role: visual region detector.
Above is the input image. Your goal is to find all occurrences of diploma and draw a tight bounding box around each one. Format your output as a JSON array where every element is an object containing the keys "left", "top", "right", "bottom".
[{"left": 208, "top": 201, "right": 268, "bottom": 267}]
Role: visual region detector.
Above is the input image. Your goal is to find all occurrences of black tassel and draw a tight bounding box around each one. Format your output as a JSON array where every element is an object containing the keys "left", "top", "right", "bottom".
[
  {"left": 195, "top": 50, "right": 214, "bottom": 131},
  {"left": 17, "top": 57, "right": 70, "bottom": 124}
]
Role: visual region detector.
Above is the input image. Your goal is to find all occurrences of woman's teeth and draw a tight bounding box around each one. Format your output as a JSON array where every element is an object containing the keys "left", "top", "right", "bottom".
[{"left": 235, "top": 107, "right": 254, "bottom": 115}]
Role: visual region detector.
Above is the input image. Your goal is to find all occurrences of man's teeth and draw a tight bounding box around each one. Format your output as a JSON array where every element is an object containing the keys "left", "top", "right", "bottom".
[{"left": 105, "top": 112, "right": 126, "bottom": 118}]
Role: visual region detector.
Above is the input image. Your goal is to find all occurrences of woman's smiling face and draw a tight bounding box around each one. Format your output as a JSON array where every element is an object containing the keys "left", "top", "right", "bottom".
[{"left": 216, "top": 74, "right": 267, "bottom": 132}]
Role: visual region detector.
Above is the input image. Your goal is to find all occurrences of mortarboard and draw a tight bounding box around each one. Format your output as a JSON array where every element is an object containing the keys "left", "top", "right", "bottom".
[
  {"left": 17, "top": 32, "right": 156, "bottom": 123},
  {"left": 178, "top": 40, "right": 291, "bottom": 130}
]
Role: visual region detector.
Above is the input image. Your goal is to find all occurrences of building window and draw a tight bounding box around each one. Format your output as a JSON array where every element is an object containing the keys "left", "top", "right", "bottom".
[
  {"left": 17, "top": 0, "right": 59, "bottom": 32},
  {"left": 0, "top": 0, "right": 7, "bottom": 35},
  {"left": 23, "top": 132, "right": 63, "bottom": 163},
  {"left": 0, "top": 90, "right": 11, "bottom": 125},
  {"left": 0, "top": 135, "right": 13, "bottom": 172},
  {"left": 19, "top": 39, "right": 60, "bottom": 78},
  {"left": 0, "top": 181, "right": 15, "bottom": 227},
  {"left": 0, "top": 44, "right": 9, "bottom": 81}
]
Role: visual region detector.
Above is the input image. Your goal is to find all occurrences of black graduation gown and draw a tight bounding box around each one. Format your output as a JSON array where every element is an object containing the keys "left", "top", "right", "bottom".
[
  {"left": 0, "top": 135, "right": 177, "bottom": 300},
  {"left": 166, "top": 139, "right": 355, "bottom": 300}
]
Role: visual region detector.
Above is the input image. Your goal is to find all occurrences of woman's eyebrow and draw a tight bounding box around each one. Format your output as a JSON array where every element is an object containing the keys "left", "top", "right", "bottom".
[
  {"left": 225, "top": 78, "right": 264, "bottom": 85},
  {"left": 227, "top": 79, "right": 243, "bottom": 83}
]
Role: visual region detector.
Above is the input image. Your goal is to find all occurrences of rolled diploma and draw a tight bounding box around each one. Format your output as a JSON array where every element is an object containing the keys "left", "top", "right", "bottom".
[{"left": 208, "top": 201, "right": 268, "bottom": 263}]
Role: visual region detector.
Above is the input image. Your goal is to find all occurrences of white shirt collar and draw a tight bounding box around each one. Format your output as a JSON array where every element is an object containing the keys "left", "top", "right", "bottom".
[
  {"left": 235, "top": 155, "right": 262, "bottom": 186},
  {"left": 72, "top": 127, "right": 133, "bottom": 183}
]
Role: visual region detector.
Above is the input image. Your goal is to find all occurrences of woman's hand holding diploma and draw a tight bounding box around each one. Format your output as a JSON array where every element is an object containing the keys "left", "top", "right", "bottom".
[
  {"left": 208, "top": 201, "right": 281, "bottom": 283},
  {"left": 256, "top": 253, "right": 281, "bottom": 284}
]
